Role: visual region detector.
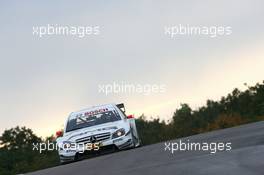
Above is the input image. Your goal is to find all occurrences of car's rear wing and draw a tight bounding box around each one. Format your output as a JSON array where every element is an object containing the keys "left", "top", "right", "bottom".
[{"left": 117, "top": 103, "right": 126, "bottom": 113}]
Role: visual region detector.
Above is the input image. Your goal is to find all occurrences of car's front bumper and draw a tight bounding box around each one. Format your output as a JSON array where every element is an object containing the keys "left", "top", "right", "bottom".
[{"left": 58, "top": 134, "right": 133, "bottom": 162}]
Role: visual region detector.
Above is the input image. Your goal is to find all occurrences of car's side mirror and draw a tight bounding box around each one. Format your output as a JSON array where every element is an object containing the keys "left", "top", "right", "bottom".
[
  {"left": 127, "top": 114, "right": 134, "bottom": 119},
  {"left": 56, "top": 130, "right": 63, "bottom": 138}
]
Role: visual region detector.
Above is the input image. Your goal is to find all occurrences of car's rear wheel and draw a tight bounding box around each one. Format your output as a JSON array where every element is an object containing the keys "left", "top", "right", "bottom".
[{"left": 131, "top": 129, "right": 141, "bottom": 148}]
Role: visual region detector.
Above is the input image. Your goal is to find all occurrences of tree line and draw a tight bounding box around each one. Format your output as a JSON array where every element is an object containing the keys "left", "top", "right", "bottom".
[
  {"left": 1, "top": 81, "right": 264, "bottom": 174},
  {"left": 136, "top": 81, "right": 264, "bottom": 145}
]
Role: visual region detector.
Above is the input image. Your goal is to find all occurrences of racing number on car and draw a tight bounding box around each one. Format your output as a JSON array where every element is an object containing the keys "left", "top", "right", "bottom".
[{"left": 85, "top": 143, "right": 100, "bottom": 151}]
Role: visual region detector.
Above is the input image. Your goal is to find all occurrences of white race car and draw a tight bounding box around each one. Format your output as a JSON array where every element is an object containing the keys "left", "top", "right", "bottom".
[{"left": 56, "top": 103, "right": 140, "bottom": 163}]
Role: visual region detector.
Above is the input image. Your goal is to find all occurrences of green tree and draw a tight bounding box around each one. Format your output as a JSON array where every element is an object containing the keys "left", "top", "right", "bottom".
[
  {"left": 0, "top": 126, "right": 59, "bottom": 175},
  {"left": 172, "top": 104, "right": 194, "bottom": 137}
]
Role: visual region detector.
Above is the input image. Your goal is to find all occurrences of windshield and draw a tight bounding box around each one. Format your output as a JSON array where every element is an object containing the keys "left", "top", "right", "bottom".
[{"left": 66, "top": 110, "right": 121, "bottom": 132}]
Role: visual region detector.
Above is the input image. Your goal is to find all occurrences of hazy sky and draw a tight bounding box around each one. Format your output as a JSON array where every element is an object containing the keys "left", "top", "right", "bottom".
[{"left": 1, "top": 0, "right": 264, "bottom": 137}]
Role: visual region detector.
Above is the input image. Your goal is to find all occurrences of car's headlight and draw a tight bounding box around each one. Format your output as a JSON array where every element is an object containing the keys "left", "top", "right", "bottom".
[
  {"left": 112, "top": 128, "right": 126, "bottom": 139},
  {"left": 62, "top": 141, "right": 75, "bottom": 149}
]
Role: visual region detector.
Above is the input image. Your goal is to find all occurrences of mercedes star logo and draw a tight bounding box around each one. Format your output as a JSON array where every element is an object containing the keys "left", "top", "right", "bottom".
[{"left": 90, "top": 136, "right": 96, "bottom": 143}]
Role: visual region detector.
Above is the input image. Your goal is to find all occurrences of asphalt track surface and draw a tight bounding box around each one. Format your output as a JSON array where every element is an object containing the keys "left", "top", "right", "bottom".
[{"left": 28, "top": 121, "right": 264, "bottom": 175}]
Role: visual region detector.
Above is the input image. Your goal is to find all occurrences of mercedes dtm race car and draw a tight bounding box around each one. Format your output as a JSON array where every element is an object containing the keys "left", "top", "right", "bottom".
[{"left": 56, "top": 103, "right": 141, "bottom": 163}]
